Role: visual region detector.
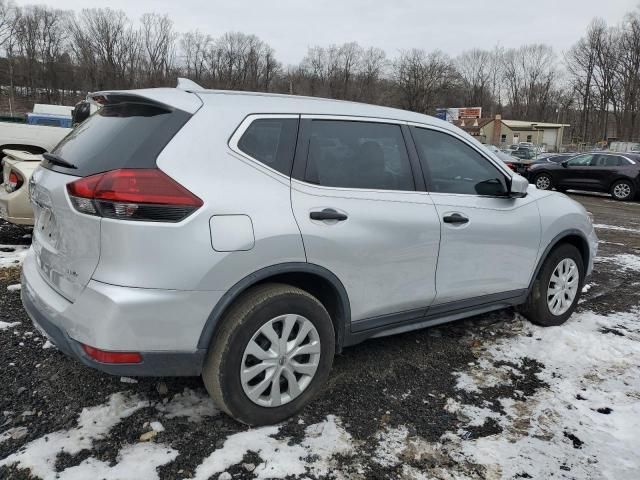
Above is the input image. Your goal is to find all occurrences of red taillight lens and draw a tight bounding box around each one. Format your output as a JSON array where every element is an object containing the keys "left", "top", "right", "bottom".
[
  {"left": 6, "top": 171, "right": 23, "bottom": 193},
  {"left": 82, "top": 344, "right": 142, "bottom": 364},
  {"left": 67, "top": 169, "right": 203, "bottom": 222},
  {"left": 505, "top": 163, "right": 516, "bottom": 171}
]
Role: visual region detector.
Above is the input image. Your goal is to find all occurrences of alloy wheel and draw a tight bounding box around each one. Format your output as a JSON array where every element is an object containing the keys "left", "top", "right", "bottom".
[
  {"left": 240, "top": 314, "right": 321, "bottom": 407},
  {"left": 536, "top": 175, "right": 551, "bottom": 190},
  {"left": 613, "top": 182, "right": 631, "bottom": 200},
  {"left": 547, "top": 258, "right": 579, "bottom": 316}
]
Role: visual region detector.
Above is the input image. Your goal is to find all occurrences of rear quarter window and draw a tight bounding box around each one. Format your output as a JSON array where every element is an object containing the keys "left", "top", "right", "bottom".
[
  {"left": 45, "top": 101, "right": 192, "bottom": 177},
  {"left": 237, "top": 118, "right": 299, "bottom": 176}
]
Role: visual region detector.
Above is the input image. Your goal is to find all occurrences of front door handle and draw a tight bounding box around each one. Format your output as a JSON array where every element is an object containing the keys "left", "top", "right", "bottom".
[
  {"left": 443, "top": 214, "right": 469, "bottom": 224},
  {"left": 310, "top": 208, "right": 348, "bottom": 221}
]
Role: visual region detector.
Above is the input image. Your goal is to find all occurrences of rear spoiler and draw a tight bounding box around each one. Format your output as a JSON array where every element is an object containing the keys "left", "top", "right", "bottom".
[
  {"left": 87, "top": 88, "right": 202, "bottom": 114},
  {"left": 2, "top": 149, "right": 43, "bottom": 162}
]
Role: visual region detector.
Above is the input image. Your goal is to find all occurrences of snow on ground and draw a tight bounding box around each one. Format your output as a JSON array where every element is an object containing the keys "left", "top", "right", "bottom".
[
  {"left": 7, "top": 302, "right": 637, "bottom": 480},
  {"left": 597, "top": 253, "right": 640, "bottom": 272},
  {"left": 0, "top": 389, "right": 220, "bottom": 480},
  {"left": 155, "top": 388, "right": 218, "bottom": 422},
  {"left": 0, "top": 393, "right": 152, "bottom": 479},
  {"left": 0, "top": 244, "right": 29, "bottom": 268},
  {"left": 6, "top": 284, "right": 20, "bottom": 291},
  {"left": 193, "top": 415, "right": 352, "bottom": 480},
  {"left": 0, "top": 321, "right": 20, "bottom": 331},
  {"left": 593, "top": 223, "right": 640, "bottom": 234},
  {"left": 443, "top": 309, "right": 640, "bottom": 479}
]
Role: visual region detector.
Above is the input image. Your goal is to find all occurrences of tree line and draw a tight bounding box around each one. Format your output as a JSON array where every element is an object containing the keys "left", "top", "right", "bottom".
[{"left": 1, "top": 1, "right": 639, "bottom": 145}]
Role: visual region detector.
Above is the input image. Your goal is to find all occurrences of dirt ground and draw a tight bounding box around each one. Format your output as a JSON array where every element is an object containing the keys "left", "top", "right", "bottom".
[{"left": 0, "top": 192, "right": 638, "bottom": 480}]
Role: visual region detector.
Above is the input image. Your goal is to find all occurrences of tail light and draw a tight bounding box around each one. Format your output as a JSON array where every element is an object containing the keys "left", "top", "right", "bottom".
[
  {"left": 66, "top": 169, "right": 203, "bottom": 222},
  {"left": 5, "top": 170, "right": 23, "bottom": 193},
  {"left": 505, "top": 163, "right": 516, "bottom": 171}
]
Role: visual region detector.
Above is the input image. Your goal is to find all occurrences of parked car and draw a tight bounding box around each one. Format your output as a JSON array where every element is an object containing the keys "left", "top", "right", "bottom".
[
  {"left": 527, "top": 152, "right": 640, "bottom": 200},
  {"left": 21, "top": 83, "right": 597, "bottom": 425},
  {"left": 0, "top": 102, "right": 97, "bottom": 225},
  {"left": 0, "top": 149, "right": 43, "bottom": 225},
  {"left": 0, "top": 109, "right": 71, "bottom": 154}
]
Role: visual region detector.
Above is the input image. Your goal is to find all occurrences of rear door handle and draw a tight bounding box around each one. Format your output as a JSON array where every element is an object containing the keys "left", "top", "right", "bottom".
[
  {"left": 310, "top": 208, "right": 348, "bottom": 221},
  {"left": 443, "top": 214, "right": 469, "bottom": 224}
]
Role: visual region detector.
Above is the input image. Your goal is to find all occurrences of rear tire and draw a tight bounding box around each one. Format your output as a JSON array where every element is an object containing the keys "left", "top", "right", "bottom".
[
  {"left": 519, "top": 244, "right": 584, "bottom": 327},
  {"left": 610, "top": 180, "right": 635, "bottom": 201},
  {"left": 534, "top": 173, "right": 553, "bottom": 190},
  {"left": 202, "top": 283, "right": 335, "bottom": 426}
]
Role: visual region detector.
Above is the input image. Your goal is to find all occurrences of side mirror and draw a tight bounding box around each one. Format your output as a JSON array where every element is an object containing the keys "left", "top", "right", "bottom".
[
  {"left": 509, "top": 174, "right": 528, "bottom": 198},
  {"left": 561, "top": 160, "right": 569, "bottom": 168}
]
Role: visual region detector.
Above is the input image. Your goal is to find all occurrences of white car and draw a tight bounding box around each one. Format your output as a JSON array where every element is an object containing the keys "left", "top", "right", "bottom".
[{"left": 0, "top": 149, "right": 43, "bottom": 225}]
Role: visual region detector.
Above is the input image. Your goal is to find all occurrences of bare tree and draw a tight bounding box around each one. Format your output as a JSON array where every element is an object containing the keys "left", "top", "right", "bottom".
[
  {"left": 140, "top": 13, "right": 176, "bottom": 86},
  {"left": 392, "top": 49, "right": 454, "bottom": 114}
]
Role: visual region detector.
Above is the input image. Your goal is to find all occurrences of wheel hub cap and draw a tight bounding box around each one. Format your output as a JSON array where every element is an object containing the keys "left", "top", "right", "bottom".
[
  {"left": 547, "top": 258, "right": 579, "bottom": 316},
  {"left": 241, "top": 314, "right": 321, "bottom": 407}
]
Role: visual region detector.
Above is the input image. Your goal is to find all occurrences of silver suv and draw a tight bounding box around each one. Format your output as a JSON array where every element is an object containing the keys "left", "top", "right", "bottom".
[{"left": 22, "top": 84, "right": 597, "bottom": 425}]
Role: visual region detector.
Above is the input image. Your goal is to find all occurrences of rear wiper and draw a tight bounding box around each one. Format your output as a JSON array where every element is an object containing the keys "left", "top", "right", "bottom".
[{"left": 42, "top": 152, "right": 77, "bottom": 169}]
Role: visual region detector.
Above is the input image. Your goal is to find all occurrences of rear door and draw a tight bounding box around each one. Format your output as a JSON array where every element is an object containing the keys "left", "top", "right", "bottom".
[
  {"left": 592, "top": 154, "right": 625, "bottom": 190},
  {"left": 290, "top": 117, "right": 441, "bottom": 327},
  {"left": 30, "top": 95, "right": 195, "bottom": 301},
  {"left": 409, "top": 125, "right": 540, "bottom": 305}
]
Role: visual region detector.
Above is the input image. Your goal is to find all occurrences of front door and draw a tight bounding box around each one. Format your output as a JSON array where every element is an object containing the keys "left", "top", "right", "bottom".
[
  {"left": 555, "top": 153, "right": 595, "bottom": 189},
  {"left": 410, "top": 126, "right": 541, "bottom": 305},
  {"left": 290, "top": 118, "right": 441, "bottom": 326}
]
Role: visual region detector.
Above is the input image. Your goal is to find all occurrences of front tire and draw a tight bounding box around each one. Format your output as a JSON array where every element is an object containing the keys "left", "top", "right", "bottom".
[
  {"left": 202, "top": 283, "right": 335, "bottom": 426},
  {"left": 534, "top": 173, "right": 553, "bottom": 190},
  {"left": 610, "top": 180, "right": 635, "bottom": 201},
  {"left": 519, "top": 244, "right": 584, "bottom": 327}
]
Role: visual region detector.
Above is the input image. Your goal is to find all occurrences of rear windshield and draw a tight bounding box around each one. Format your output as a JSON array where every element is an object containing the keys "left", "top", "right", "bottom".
[{"left": 45, "top": 101, "right": 192, "bottom": 177}]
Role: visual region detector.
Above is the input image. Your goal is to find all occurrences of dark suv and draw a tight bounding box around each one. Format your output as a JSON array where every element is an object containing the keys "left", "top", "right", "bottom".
[{"left": 526, "top": 152, "right": 640, "bottom": 201}]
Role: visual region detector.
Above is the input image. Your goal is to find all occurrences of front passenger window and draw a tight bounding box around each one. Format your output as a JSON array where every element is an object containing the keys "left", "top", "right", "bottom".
[{"left": 412, "top": 127, "right": 507, "bottom": 196}]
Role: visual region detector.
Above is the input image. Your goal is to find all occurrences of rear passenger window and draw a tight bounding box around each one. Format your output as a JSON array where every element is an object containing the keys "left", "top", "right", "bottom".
[
  {"left": 237, "top": 118, "right": 298, "bottom": 176},
  {"left": 304, "top": 120, "right": 414, "bottom": 191},
  {"left": 595, "top": 155, "right": 622, "bottom": 167},
  {"left": 412, "top": 127, "right": 507, "bottom": 196}
]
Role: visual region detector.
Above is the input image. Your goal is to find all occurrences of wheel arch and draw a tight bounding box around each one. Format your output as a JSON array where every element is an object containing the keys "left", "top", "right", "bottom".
[
  {"left": 607, "top": 176, "right": 636, "bottom": 192},
  {"left": 197, "top": 263, "right": 351, "bottom": 353},
  {"left": 528, "top": 229, "right": 590, "bottom": 292}
]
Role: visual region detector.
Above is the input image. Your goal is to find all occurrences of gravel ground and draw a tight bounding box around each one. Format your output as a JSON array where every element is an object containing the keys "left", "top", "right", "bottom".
[{"left": 0, "top": 193, "right": 639, "bottom": 480}]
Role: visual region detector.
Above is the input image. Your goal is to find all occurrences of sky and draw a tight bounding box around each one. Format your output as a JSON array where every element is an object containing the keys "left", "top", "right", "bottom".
[{"left": 12, "top": 0, "right": 639, "bottom": 64}]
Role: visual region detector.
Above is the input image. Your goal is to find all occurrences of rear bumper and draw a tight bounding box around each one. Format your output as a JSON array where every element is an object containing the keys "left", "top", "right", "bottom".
[
  {"left": 21, "top": 250, "right": 220, "bottom": 376},
  {"left": 0, "top": 188, "right": 34, "bottom": 225}
]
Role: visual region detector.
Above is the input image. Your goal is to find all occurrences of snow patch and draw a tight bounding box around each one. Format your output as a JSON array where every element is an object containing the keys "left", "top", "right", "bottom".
[
  {"left": 445, "top": 310, "right": 640, "bottom": 478},
  {"left": 598, "top": 253, "right": 640, "bottom": 272},
  {"left": 7, "top": 283, "right": 20, "bottom": 291},
  {"left": 193, "top": 415, "right": 352, "bottom": 480},
  {"left": 0, "top": 392, "right": 149, "bottom": 479},
  {"left": 0, "top": 244, "right": 29, "bottom": 268},
  {"left": 0, "top": 321, "right": 20, "bottom": 331},
  {"left": 155, "top": 388, "right": 218, "bottom": 422},
  {"left": 594, "top": 223, "right": 640, "bottom": 234},
  {"left": 55, "top": 443, "right": 178, "bottom": 480}
]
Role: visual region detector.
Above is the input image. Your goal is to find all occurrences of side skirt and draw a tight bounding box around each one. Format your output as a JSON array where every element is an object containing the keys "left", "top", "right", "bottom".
[{"left": 344, "top": 289, "right": 527, "bottom": 347}]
